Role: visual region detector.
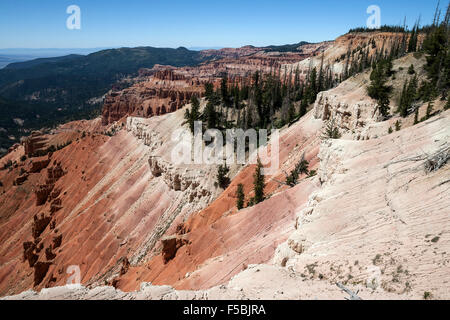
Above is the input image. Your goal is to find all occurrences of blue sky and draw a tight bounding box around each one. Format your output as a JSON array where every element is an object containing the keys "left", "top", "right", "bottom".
[{"left": 0, "top": 0, "right": 445, "bottom": 49}]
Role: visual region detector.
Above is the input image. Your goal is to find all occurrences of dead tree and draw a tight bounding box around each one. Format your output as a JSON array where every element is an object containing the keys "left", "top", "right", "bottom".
[{"left": 336, "top": 282, "right": 362, "bottom": 300}]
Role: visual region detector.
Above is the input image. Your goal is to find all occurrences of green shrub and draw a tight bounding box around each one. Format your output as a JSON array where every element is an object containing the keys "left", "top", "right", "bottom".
[
  {"left": 322, "top": 118, "right": 341, "bottom": 140},
  {"left": 286, "top": 154, "right": 309, "bottom": 187},
  {"left": 236, "top": 183, "right": 245, "bottom": 210}
]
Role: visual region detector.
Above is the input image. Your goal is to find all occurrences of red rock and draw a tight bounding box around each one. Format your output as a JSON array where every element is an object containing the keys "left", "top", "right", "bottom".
[
  {"left": 45, "top": 247, "right": 56, "bottom": 260},
  {"left": 161, "top": 235, "right": 189, "bottom": 264},
  {"left": 52, "top": 235, "right": 62, "bottom": 249},
  {"left": 22, "top": 131, "right": 47, "bottom": 157},
  {"left": 32, "top": 214, "right": 51, "bottom": 240},
  {"left": 33, "top": 262, "right": 51, "bottom": 287},
  {"left": 29, "top": 158, "right": 51, "bottom": 173}
]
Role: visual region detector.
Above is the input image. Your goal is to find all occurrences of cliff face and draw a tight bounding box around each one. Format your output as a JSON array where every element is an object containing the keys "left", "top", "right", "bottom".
[
  {"left": 4, "top": 100, "right": 449, "bottom": 301},
  {"left": 1, "top": 32, "right": 449, "bottom": 300},
  {"left": 102, "top": 68, "right": 205, "bottom": 125},
  {"left": 101, "top": 42, "right": 331, "bottom": 125},
  {"left": 0, "top": 102, "right": 234, "bottom": 296}
]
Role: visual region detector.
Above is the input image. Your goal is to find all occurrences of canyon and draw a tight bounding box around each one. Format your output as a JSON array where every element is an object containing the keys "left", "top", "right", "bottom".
[{"left": 0, "top": 31, "right": 449, "bottom": 300}]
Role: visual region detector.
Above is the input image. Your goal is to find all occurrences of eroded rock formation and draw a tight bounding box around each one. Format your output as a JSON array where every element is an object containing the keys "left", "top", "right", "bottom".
[
  {"left": 0, "top": 32, "right": 449, "bottom": 301},
  {"left": 101, "top": 43, "right": 331, "bottom": 125}
]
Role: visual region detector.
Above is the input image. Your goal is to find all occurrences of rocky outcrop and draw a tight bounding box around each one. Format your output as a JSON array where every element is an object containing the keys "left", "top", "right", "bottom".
[
  {"left": 314, "top": 91, "right": 380, "bottom": 131},
  {"left": 32, "top": 213, "right": 51, "bottom": 240},
  {"left": 127, "top": 117, "right": 213, "bottom": 202},
  {"left": 22, "top": 131, "right": 47, "bottom": 157},
  {"left": 14, "top": 173, "right": 29, "bottom": 185},
  {"left": 52, "top": 235, "right": 62, "bottom": 249},
  {"left": 102, "top": 74, "right": 204, "bottom": 125},
  {"left": 34, "top": 162, "right": 65, "bottom": 206},
  {"left": 271, "top": 110, "right": 450, "bottom": 298},
  {"left": 29, "top": 158, "right": 51, "bottom": 173},
  {"left": 148, "top": 156, "right": 210, "bottom": 200},
  {"left": 101, "top": 42, "right": 330, "bottom": 125},
  {"left": 1, "top": 32, "right": 448, "bottom": 300},
  {"left": 120, "top": 258, "right": 130, "bottom": 276},
  {"left": 161, "top": 235, "right": 189, "bottom": 264},
  {"left": 33, "top": 262, "right": 52, "bottom": 286},
  {"left": 23, "top": 241, "right": 38, "bottom": 267}
]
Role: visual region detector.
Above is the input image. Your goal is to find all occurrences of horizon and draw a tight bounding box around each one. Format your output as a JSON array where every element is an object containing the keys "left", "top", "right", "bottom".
[{"left": 0, "top": 0, "right": 445, "bottom": 50}]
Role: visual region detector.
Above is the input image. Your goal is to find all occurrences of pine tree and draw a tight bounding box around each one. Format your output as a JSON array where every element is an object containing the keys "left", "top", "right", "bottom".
[
  {"left": 299, "top": 96, "right": 308, "bottom": 117},
  {"left": 308, "top": 67, "right": 318, "bottom": 104},
  {"left": 399, "top": 80, "right": 409, "bottom": 117},
  {"left": 204, "top": 82, "right": 214, "bottom": 100},
  {"left": 407, "top": 75, "right": 418, "bottom": 101},
  {"left": 217, "top": 164, "right": 230, "bottom": 189},
  {"left": 426, "top": 102, "right": 434, "bottom": 119},
  {"left": 236, "top": 183, "right": 245, "bottom": 210},
  {"left": 252, "top": 158, "right": 265, "bottom": 205},
  {"left": 408, "top": 64, "right": 415, "bottom": 75},
  {"left": 286, "top": 154, "right": 309, "bottom": 187},
  {"left": 367, "top": 59, "right": 392, "bottom": 118},
  {"left": 322, "top": 118, "right": 341, "bottom": 139},
  {"left": 203, "top": 100, "right": 218, "bottom": 129},
  {"left": 408, "top": 25, "right": 418, "bottom": 53},
  {"left": 422, "top": 4, "right": 450, "bottom": 98},
  {"left": 414, "top": 107, "right": 419, "bottom": 124},
  {"left": 221, "top": 76, "right": 230, "bottom": 107},
  {"left": 184, "top": 95, "right": 201, "bottom": 134}
]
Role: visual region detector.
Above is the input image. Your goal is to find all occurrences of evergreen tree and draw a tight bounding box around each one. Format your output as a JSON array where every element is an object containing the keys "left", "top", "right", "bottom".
[
  {"left": 203, "top": 100, "right": 218, "bottom": 129},
  {"left": 299, "top": 97, "right": 308, "bottom": 117},
  {"left": 184, "top": 96, "right": 201, "bottom": 134},
  {"left": 414, "top": 107, "right": 419, "bottom": 124},
  {"left": 236, "top": 183, "right": 245, "bottom": 210},
  {"left": 252, "top": 158, "right": 265, "bottom": 205},
  {"left": 426, "top": 102, "right": 434, "bottom": 119},
  {"left": 408, "top": 64, "right": 416, "bottom": 75},
  {"left": 286, "top": 154, "right": 309, "bottom": 187},
  {"left": 407, "top": 75, "right": 418, "bottom": 101},
  {"left": 367, "top": 59, "right": 392, "bottom": 118},
  {"left": 408, "top": 24, "right": 418, "bottom": 53},
  {"left": 217, "top": 164, "right": 230, "bottom": 189},
  {"left": 422, "top": 5, "right": 450, "bottom": 98},
  {"left": 399, "top": 79, "right": 409, "bottom": 117},
  {"left": 204, "top": 82, "right": 214, "bottom": 100},
  {"left": 322, "top": 118, "right": 341, "bottom": 139},
  {"left": 221, "top": 76, "right": 230, "bottom": 107},
  {"left": 308, "top": 67, "right": 318, "bottom": 103}
]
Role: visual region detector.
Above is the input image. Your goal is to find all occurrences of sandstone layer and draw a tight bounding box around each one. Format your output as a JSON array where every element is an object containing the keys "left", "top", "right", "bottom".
[{"left": 1, "top": 32, "right": 449, "bottom": 300}]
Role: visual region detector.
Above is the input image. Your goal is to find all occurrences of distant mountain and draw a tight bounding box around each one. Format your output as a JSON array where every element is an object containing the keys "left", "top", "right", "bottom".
[
  {"left": 0, "top": 46, "right": 204, "bottom": 96},
  {"left": 0, "top": 46, "right": 211, "bottom": 154},
  {"left": 263, "top": 41, "right": 310, "bottom": 52},
  {"left": 3, "top": 54, "right": 84, "bottom": 70},
  {"left": 0, "top": 55, "right": 37, "bottom": 69},
  {"left": 0, "top": 42, "right": 311, "bottom": 153},
  {"left": 188, "top": 46, "right": 224, "bottom": 51},
  {"left": 0, "top": 48, "right": 111, "bottom": 58},
  {"left": 0, "top": 48, "right": 112, "bottom": 69}
]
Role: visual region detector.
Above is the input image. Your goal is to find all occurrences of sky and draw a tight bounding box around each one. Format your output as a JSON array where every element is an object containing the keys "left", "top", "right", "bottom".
[{"left": 0, "top": 0, "right": 446, "bottom": 49}]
